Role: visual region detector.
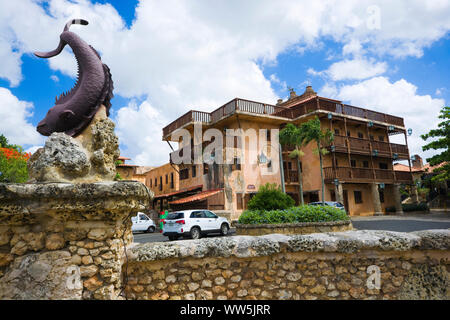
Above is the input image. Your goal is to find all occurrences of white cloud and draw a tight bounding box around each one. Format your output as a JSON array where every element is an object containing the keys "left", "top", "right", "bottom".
[
  {"left": 320, "top": 77, "right": 445, "bottom": 161},
  {"left": 0, "top": 0, "right": 450, "bottom": 164},
  {"left": 114, "top": 100, "right": 172, "bottom": 166},
  {"left": 308, "top": 58, "right": 387, "bottom": 81},
  {"left": 50, "top": 75, "right": 59, "bottom": 82},
  {"left": 0, "top": 87, "right": 44, "bottom": 147},
  {"left": 327, "top": 59, "right": 387, "bottom": 81}
]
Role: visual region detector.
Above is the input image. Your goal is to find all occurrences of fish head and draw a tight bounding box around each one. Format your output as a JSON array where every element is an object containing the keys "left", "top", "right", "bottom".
[{"left": 37, "top": 107, "right": 76, "bottom": 136}]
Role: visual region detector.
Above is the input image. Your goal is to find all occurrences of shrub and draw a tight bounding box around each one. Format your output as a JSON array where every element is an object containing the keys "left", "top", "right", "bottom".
[
  {"left": 0, "top": 147, "right": 30, "bottom": 183},
  {"left": 247, "top": 183, "right": 295, "bottom": 211},
  {"left": 238, "top": 205, "right": 349, "bottom": 224},
  {"left": 385, "top": 202, "right": 429, "bottom": 213}
]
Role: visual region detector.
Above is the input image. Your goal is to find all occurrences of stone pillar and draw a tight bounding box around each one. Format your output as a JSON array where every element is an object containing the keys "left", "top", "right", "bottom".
[
  {"left": 335, "top": 183, "right": 344, "bottom": 204},
  {"left": 411, "top": 185, "right": 419, "bottom": 204},
  {"left": 0, "top": 182, "right": 150, "bottom": 300},
  {"left": 370, "top": 183, "right": 383, "bottom": 216},
  {"left": 394, "top": 183, "right": 404, "bottom": 215},
  {"left": 0, "top": 107, "right": 152, "bottom": 299}
]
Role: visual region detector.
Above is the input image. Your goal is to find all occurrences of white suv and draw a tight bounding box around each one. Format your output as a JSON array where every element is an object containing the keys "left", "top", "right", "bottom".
[
  {"left": 131, "top": 212, "right": 156, "bottom": 233},
  {"left": 162, "top": 210, "right": 230, "bottom": 241}
]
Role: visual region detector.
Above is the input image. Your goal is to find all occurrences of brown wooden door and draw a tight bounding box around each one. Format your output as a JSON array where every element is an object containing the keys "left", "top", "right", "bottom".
[{"left": 343, "top": 190, "right": 349, "bottom": 214}]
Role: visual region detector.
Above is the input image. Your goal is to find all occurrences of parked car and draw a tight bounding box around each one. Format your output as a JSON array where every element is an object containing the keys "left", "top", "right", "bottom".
[
  {"left": 309, "top": 201, "right": 347, "bottom": 213},
  {"left": 131, "top": 212, "right": 156, "bottom": 233},
  {"left": 162, "top": 209, "right": 230, "bottom": 241}
]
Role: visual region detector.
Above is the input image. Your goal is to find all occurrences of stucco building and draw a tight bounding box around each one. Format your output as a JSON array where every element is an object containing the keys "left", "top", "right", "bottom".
[{"left": 160, "top": 86, "right": 413, "bottom": 219}]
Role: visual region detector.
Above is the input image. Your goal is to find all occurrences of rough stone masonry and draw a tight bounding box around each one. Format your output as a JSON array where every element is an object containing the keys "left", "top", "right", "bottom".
[
  {"left": 124, "top": 230, "right": 450, "bottom": 300},
  {"left": 0, "top": 105, "right": 152, "bottom": 300}
]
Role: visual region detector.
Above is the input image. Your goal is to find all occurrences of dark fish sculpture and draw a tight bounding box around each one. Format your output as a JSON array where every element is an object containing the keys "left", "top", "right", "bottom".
[{"left": 35, "top": 19, "right": 114, "bottom": 137}]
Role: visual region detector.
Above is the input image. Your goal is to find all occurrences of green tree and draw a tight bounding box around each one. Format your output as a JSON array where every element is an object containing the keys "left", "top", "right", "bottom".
[
  {"left": 421, "top": 106, "right": 450, "bottom": 182},
  {"left": 279, "top": 123, "right": 305, "bottom": 205},
  {"left": 298, "top": 117, "right": 334, "bottom": 204}
]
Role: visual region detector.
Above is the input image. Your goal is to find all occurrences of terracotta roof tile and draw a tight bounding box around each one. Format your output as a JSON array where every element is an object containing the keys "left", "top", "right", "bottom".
[{"left": 169, "top": 189, "right": 222, "bottom": 205}]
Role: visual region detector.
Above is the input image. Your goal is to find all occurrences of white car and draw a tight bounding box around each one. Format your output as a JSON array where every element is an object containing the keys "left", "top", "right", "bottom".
[
  {"left": 131, "top": 212, "right": 156, "bottom": 233},
  {"left": 162, "top": 209, "right": 230, "bottom": 241}
]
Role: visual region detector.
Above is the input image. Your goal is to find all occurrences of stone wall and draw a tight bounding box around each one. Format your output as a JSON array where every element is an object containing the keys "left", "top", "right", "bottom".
[
  {"left": 0, "top": 181, "right": 150, "bottom": 299},
  {"left": 124, "top": 230, "right": 450, "bottom": 300},
  {"left": 235, "top": 220, "right": 353, "bottom": 236}
]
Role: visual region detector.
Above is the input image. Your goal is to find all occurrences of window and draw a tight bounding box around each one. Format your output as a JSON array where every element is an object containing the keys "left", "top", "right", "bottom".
[
  {"left": 287, "top": 162, "right": 292, "bottom": 170},
  {"left": 203, "top": 163, "right": 209, "bottom": 175},
  {"left": 232, "top": 157, "right": 241, "bottom": 171},
  {"left": 192, "top": 165, "right": 196, "bottom": 178},
  {"left": 165, "top": 174, "right": 168, "bottom": 184},
  {"left": 363, "top": 161, "right": 369, "bottom": 168},
  {"left": 347, "top": 131, "right": 351, "bottom": 137},
  {"left": 154, "top": 178, "right": 157, "bottom": 186},
  {"left": 378, "top": 135, "right": 385, "bottom": 142},
  {"left": 334, "top": 128, "right": 340, "bottom": 135},
  {"left": 351, "top": 159, "right": 356, "bottom": 167},
  {"left": 159, "top": 176, "right": 162, "bottom": 191},
  {"left": 379, "top": 163, "right": 388, "bottom": 170},
  {"left": 149, "top": 179, "right": 152, "bottom": 188},
  {"left": 334, "top": 158, "right": 338, "bottom": 167},
  {"left": 266, "top": 130, "right": 271, "bottom": 142},
  {"left": 170, "top": 173, "right": 174, "bottom": 189},
  {"left": 179, "top": 168, "right": 189, "bottom": 180},
  {"left": 167, "top": 212, "right": 184, "bottom": 220},
  {"left": 358, "top": 132, "right": 364, "bottom": 139},
  {"left": 236, "top": 193, "right": 244, "bottom": 210},
  {"left": 190, "top": 211, "right": 204, "bottom": 218},
  {"left": 204, "top": 211, "right": 217, "bottom": 218},
  {"left": 369, "top": 135, "right": 374, "bottom": 141},
  {"left": 138, "top": 213, "right": 149, "bottom": 221},
  {"left": 354, "top": 191, "right": 363, "bottom": 204}
]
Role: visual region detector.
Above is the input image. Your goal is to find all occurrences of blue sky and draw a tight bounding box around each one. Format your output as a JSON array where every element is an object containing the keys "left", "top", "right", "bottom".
[{"left": 0, "top": 0, "right": 449, "bottom": 166}]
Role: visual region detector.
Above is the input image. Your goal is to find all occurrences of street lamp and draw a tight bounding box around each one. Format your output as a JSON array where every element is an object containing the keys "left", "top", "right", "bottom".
[{"left": 407, "top": 128, "right": 413, "bottom": 136}]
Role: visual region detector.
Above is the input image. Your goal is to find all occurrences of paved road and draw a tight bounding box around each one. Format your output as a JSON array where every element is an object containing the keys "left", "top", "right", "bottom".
[
  {"left": 132, "top": 228, "right": 237, "bottom": 243},
  {"left": 133, "top": 212, "right": 450, "bottom": 243},
  {"left": 351, "top": 219, "right": 450, "bottom": 233}
]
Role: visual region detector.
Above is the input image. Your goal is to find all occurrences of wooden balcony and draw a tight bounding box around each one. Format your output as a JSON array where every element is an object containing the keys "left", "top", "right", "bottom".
[
  {"left": 329, "top": 135, "right": 409, "bottom": 160},
  {"left": 284, "top": 170, "right": 299, "bottom": 183},
  {"left": 324, "top": 166, "right": 413, "bottom": 184},
  {"left": 163, "top": 96, "right": 406, "bottom": 139},
  {"left": 163, "top": 110, "right": 211, "bottom": 138},
  {"left": 276, "top": 98, "right": 405, "bottom": 127}
]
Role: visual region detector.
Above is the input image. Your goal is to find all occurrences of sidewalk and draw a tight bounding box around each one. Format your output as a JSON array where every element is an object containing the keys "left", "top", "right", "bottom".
[{"left": 351, "top": 210, "right": 450, "bottom": 223}]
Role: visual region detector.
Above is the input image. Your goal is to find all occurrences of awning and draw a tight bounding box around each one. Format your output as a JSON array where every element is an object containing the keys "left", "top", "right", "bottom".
[
  {"left": 169, "top": 189, "right": 222, "bottom": 205},
  {"left": 153, "top": 185, "right": 203, "bottom": 200}
]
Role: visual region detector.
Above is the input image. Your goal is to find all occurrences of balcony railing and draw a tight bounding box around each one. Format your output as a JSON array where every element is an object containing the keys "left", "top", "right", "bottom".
[
  {"left": 284, "top": 170, "right": 299, "bottom": 183},
  {"left": 324, "top": 166, "right": 413, "bottom": 183},
  {"left": 329, "top": 135, "right": 409, "bottom": 159},
  {"left": 163, "top": 97, "right": 405, "bottom": 138}
]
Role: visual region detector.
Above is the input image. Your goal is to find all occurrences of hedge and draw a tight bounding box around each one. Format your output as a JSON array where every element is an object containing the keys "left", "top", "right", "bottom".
[
  {"left": 238, "top": 205, "right": 350, "bottom": 224},
  {"left": 385, "top": 202, "right": 429, "bottom": 213}
]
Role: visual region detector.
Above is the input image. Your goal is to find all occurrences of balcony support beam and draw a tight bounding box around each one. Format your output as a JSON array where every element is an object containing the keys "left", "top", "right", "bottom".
[
  {"left": 394, "top": 183, "right": 404, "bottom": 215},
  {"left": 335, "top": 182, "right": 344, "bottom": 204},
  {"left": 370, "top": 183, "right": 383, "bottom": 216}
]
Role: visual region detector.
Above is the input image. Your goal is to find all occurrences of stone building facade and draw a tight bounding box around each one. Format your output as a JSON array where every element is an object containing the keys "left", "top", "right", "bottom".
[{"left": 161, "top": 86, "right": 413, "bottom": 219}]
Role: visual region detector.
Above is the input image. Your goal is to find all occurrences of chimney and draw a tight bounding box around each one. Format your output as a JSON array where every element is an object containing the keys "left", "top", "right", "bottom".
[
  {"left": 412, "top": 154, "right": 423, "bottom": 169},
  {"left": 288, "top": 88, "right": 297, "bottom": 100}
]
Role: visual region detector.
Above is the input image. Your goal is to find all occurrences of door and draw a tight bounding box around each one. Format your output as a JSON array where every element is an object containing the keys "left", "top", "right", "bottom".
[
  {"left": 203, "top": 210, "right": 219, "bottom": 230},
  {"left": 189, "top": 210, "right": 206, "bottom": 230},
  {"left": 343, "top": 190, "right": 349, "bottom": 215}
]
